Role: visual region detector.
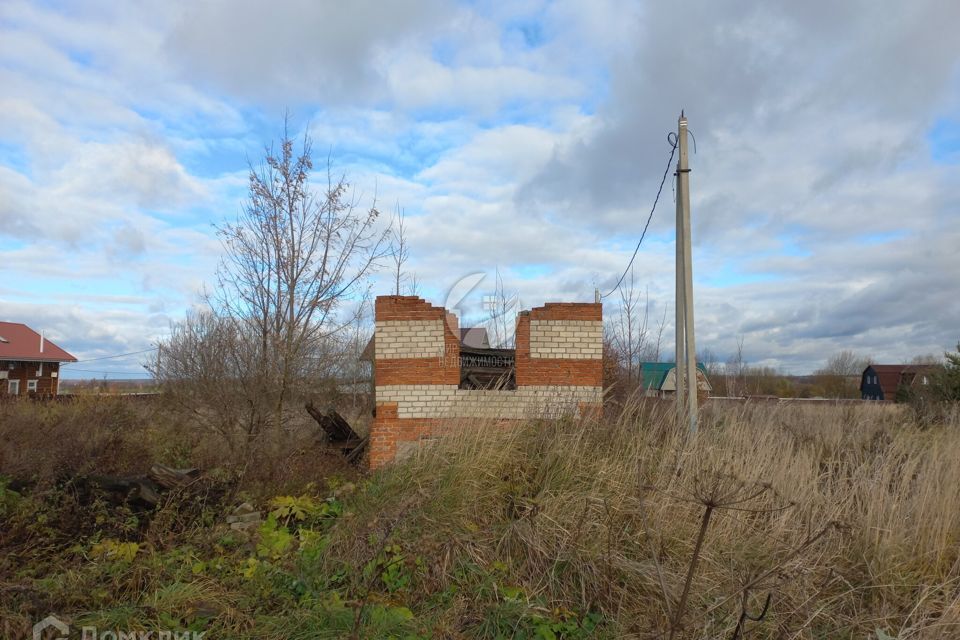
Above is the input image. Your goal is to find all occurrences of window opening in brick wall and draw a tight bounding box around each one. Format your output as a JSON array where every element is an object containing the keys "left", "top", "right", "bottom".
[{"left": 458, "top": 345, "right": 516, "bottom": 390}]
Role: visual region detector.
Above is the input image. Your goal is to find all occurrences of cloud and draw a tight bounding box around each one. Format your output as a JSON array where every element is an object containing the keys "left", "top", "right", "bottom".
[
  {"left": 386, "top": 53, "right": 581, "bottom": 115},
  {"left": 508, "top": 0, "right": 960, "bottom": 371},
  {"left": 520, "top": 0, "right": 960, "bottom": 219},
  {"left": 56, "top": 139, "right": 207, "bottom": 211},
  {"left": 164, "top": 0, "right": 586, "bottom": 117},
  {"left": 164, "top": 0, "right": 453, "bottom": 106},
  {"left": 418, "top": 125, "right": 559, "bottom": 193},
  {"left": 2, "top": 0, "right": 959, "bottom": 377},
  {"left": 0, "top": 166, "right": 38, "bottom": 236},
  {"left": 0, "top": 298, "right": 167, "bottom": 378},
  {"left": 0, "top": 136, "right": 207, "bottom": 244}
]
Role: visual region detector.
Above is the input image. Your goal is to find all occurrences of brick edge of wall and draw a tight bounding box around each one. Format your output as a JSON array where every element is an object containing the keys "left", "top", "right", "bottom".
[{"left": 369, "top": 296, "right": 603, "bottom": 469}]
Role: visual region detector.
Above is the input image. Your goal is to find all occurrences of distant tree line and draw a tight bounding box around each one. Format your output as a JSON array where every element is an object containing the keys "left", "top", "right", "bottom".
[{"left": 603, "top": 304, "right": 958, "bottom": 405}]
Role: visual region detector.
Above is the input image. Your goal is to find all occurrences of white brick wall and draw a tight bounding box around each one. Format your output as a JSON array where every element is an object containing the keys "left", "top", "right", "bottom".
[
  {"left": 529, "top": 319, "right": 603, "bottom": 359},
  {"left": 375, "top": 384, "right": 602, "bottom": 419},
  {"left": 375, "top": 319, "right": 446, "bottom": 359}
]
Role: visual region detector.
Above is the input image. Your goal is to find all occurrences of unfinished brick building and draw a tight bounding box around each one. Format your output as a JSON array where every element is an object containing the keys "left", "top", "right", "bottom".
[{"left": 368, "top": 295, "right": 603, "bottom": 468}]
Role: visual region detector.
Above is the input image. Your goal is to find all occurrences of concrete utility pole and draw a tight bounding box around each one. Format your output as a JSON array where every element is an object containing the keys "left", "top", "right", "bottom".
[
  {"left": 674, "top": 138, "right": 686, "bottom": 427},
  {"left": 675, "top": 112, "right": 698, "bottom": 433}
]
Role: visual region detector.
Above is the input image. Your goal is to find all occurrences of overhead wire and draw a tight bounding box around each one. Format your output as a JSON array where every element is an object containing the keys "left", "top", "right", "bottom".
[
  {"left": 599, "top": 131, "right": 679, "bottom": 299},
  {"left": 59, "top": 346, "right": 159, "bottom": 378},
  {"left": 62, "top": 347, "right": 158, "bottom": 365},
  {"left": 62, "top": 368, "right": 153, "bottom": 376}
]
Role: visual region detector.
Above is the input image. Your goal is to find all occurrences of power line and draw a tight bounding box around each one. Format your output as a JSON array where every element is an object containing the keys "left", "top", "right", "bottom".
[
  {"left": 600, "top": 132, "right": 679, "bottom": 299},
  {"left": 63, "top": 347, "right": 158, "bottom": 364},
  {"left": 62, "top": 368, "right": 153, "bottom": 376}
]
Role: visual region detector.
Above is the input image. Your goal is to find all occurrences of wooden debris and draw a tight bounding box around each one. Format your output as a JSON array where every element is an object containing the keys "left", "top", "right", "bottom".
[
  {"left": 305, "top": 402, "right": 368, "bottom": 464},
  {"left": 85, "top": 465, "right": 200, "bottom": 508},
  {"left": 148, "top": 464, "right": 200, "bottom": 490},
  {"left": 458, "top": 346, "right": 516, "bottom": 389},
  {"left": 305, "top": 402, "right": 360, "bottom": 441}
]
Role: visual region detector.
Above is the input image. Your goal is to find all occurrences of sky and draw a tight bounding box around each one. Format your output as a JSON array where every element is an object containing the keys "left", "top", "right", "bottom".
[{"left": 1, "top": 0, "right": 959, "bottom": 379}]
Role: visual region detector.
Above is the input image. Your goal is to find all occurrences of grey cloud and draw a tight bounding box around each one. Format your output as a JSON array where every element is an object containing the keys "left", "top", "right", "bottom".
[
  {"left": 693, "top": 227, "right": 960, "bottom": 372},
  {"left": 506, "top": 0, "right": 960, "bottom": 373},
  {"left": 163, "top": 1, "right": 582, "bottom": 116},
  {"left": 110, "top": 224, "right": 147, "bottom": 258},
  {"left": 164, "top": 0, "right": 452, "bottom": 106},
  {"left": 519, "top": 0, "right": 960, "bottom": 225}
]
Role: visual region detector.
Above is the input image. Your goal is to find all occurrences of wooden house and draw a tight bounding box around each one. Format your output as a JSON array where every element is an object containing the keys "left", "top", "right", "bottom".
[{"left": 0, "top": 322, "right": 76, "bottom": 397}]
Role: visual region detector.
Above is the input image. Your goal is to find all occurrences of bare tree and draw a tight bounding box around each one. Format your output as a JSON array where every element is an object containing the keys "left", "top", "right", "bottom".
[
  {"left": 608, "top": 269, "right": 655, "bottom": 386},
  {"left": 342, "top": 293, "right": 374, "bottom": 413},
  {"left": 815, "top": 350, "right": 871, "bottom": 398},
  {"left": 484, "top": 268, "right": 520, "bottom": 348},
  {"left": 155, "top": 120, "right": 389, "bottom": 457},
  {"left": 390, "top": 204, "right": 410, "bottom": 296},
  {"left": 407, "top": 272, "right": 421, "bottom": 297},
  {"left": 818, "top": 350, "right": 870, "bottom": 377},
  {"left": 651, "top": 303, "right": 668, "bottom": 362},
  {"left": 725, "top": 335, "right": 747, "bottom": 397},
  {"left": 698, "top": 347, "right": 720, "bottom": 377},
  {"left": 154, "top": 309, "right": 267, "bottom": 453},
  {"left": 910, "top": 353, "right": 941, "bottom": 365}
]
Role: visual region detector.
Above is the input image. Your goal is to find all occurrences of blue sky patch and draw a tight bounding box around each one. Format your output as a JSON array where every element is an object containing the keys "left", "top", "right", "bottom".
[{"left": 928, "top": 117, "right": 960, "bottom": 164}]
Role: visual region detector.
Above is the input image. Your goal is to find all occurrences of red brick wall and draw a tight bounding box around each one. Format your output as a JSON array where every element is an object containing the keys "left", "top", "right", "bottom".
[
  {"left": 369, "top": 296, "right": 603, "bottom": 469},
  {"left": 515, "top": 305, "right": 603, "bottom": 387},
  {"left": 373, "top": 296, "right": 460, "bottom": 385},
  {"left": 375, "top": 296, "right": 447, "bottom": 321},
  {"left": 375, "top": 358, "right": 459, "bottom": 386},
  {"left": 529, "top": 302, "right": 603, "bottom": 322}
]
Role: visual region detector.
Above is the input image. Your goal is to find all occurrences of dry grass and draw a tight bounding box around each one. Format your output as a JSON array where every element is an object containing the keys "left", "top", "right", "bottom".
[
  {"left": 325, "top": 400, "right": 960, "bottom": 638},
  {"left": 0, "top": 396, "right": 155, "bottom": 482},
  {"left": 2, "top": 397, "right": 959, "bottom": 638},
  {"left": 0, "top": 396, "right": 361, "bottom": 495}
]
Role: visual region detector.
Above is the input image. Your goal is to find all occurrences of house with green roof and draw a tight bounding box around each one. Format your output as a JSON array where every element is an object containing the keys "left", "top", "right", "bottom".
[{"left": 638, "top": 362, "right": 712, "bottom": 397}]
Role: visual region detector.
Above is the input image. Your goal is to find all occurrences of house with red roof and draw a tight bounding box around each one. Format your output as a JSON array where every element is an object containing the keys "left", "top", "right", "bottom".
[
  {"left": 859, "top": 364, "right": 940, "bottom": 401},
  {"left": 0, "top": 322, "right": 77, "bottom": 397}
]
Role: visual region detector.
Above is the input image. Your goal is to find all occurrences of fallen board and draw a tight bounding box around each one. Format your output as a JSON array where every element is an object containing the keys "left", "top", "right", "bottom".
[
  {"left": 304, "top": 402, "right": 367, "bottom": 464},
  {"left": 85, "top": 464, "right": 200, "bottom": 507},
  {"left": 305, "top": 402, "right": 360, "bottom": 441}
]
